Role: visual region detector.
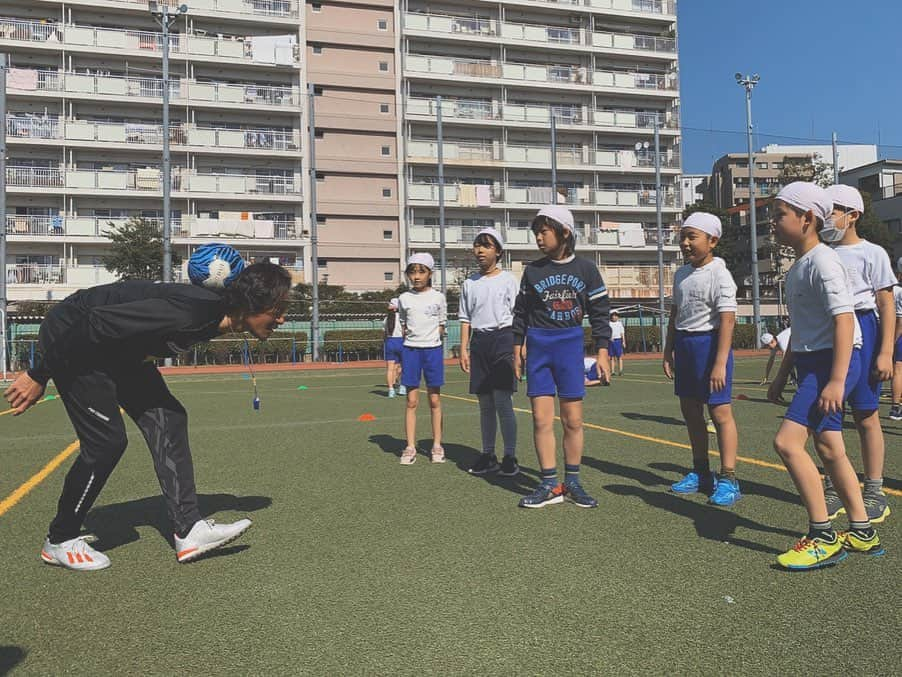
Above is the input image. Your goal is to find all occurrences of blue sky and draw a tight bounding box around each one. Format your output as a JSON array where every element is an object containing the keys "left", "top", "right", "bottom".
[{"left": 678, "top": 0, "right": 902, "bottom": 173}]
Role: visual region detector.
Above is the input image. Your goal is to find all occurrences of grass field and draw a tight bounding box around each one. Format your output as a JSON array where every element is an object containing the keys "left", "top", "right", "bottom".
[{"left": 1, "top": 356, "right": 900, "bottom": 675}]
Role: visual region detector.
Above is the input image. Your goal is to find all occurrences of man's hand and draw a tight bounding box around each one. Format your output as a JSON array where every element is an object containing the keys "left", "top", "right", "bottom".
[
  {"left": 662, "top": 351, "right": 674, "bottom": 380},
  {"left": 709, "top": 362, "right": 727, "bottom": 393},
  {"left": 3, "top": 373, "right": 46, "bottom": 416},
  {"left": 874, "top": 352, "right": 893, "bottom": 383},
  {"left": 596, "top": 348, "right": 611, "bottom": 385},
  {"left": 459, "top": 351, "right": 470, "bottom": 374}
]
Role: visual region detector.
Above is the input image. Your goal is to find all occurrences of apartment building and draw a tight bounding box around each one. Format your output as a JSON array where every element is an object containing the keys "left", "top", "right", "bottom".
[
  {"left": 841, "top": 159, "right": 902, "bottom": 260},
  {"left": 707, "top": 151, "right": 817, "bottom": 210}
]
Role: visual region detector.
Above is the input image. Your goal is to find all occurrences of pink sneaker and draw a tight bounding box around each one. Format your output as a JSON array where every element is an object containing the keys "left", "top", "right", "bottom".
[
  {"left": 400, "top": 446, "right": 417, "bottom": 465},
  {"left": 431, "top": 446, "right": 446, "bottom": 464}
]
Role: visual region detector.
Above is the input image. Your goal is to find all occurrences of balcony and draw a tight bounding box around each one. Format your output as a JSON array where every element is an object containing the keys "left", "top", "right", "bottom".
[
  {"left": 19, "top": 0, "right": 299, "bottom": 21},
  {"left": 6, "top": 116, "right": 300, "bottom": 153},
  {"left": 405, "top": 96, "right": 679, "bottom": 132},
  {"left": 6, "top": 69, "right": 300, "bottom": 109},
  {"left": 600, "top": 264, "right": 675, "bottom": 298},
  {"left": 6, "top": 214, "right": 303, "bottom": 239},
  {"left": 407, "top": 223, "right": 679, "bottom": 249},
  {"left": 5, "top": 263, "right": 119, "bottom": 287},
  {"left": 473, "top": 0, "right": 675, "bottom": 17}
]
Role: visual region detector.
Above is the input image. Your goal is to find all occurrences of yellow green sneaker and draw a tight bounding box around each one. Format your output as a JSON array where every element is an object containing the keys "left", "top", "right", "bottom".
[
  {"left": 776, "top": 533, "right": 847, "bottom": 571},
  {"left": 840, "top": 529, "right": 885, "bottom": 556}
]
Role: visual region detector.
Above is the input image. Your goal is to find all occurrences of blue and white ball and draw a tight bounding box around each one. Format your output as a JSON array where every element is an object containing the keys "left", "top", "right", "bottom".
[{"left": 187, "top": 243, "right": 246, "bottom": 289}]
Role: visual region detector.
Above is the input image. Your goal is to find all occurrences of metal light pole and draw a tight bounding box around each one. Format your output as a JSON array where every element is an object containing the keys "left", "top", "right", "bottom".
[
  {"left": 151, "top": 3, "right": 187, "bottom": 283},
  {"left": 736, "top": 73, "right": 761, "bottom": 346},
  {"left": 307, "top": 83, "right": 320, "bottom": 361},
  {"left": 0, "top": 54, "right": 7, "bottom": 380},
  {"left": 653, "top": 121, "right": 665, "bottom": 324},
  {"left": 550, "top": 110, "right": 557, "bottom": 197},
  {"left": 832, "top": 131, "right": 840, "bottom": 184},
  {"left": 436, "top": 95, "right": 446, "bottom": 292}
]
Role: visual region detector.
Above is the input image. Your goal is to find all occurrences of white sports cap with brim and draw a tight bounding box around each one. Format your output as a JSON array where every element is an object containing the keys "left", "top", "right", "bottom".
[
  {"left": 388, "top": 297, "right": 399, "bottom": 310},
  {"left": 534, "top": 205, "right": 575, "bottom": 233},
  {"left": 775, "top": 182, "right": 833, "bottom": 225},
  {"left": 760, "top": 332, "right": 774, "bottom": 347},
  {"left": 475, "top": 227, "right": 505, "bottom": 250},
  {"left": 826, "top": 184, "right": 864, "bottom": 213},
  {"left": 682, "top": 211, "right": 722, "bottom": 238},
  {"left": 407, "top": 252, "right": 435, "bottom": 270}
]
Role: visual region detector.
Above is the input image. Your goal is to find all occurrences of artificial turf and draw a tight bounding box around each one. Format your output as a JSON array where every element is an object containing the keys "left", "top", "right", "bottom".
[{"left": 0, "top": 357, "right": 899, "bottom": 675}]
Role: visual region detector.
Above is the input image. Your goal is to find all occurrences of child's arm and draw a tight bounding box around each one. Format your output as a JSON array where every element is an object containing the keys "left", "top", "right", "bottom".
[
  {"left": 819, "top": 313, "right": 854, "bottom": 415},
  {"left": 662, "top": 311, "right": 676, "bottom": 379},
  {"left": 875, "top": 287, "right": 895, "bottom": 381},
  {"left": 761, "top": 347, "right": 778, "bottom": 384},
  {"left": 459, "top": 322, "right": 471, "bottom": 373},
  {"left": 512, "top": 272, "right": 530, "bottom": 381},
  {"left": 709, "top": 311, "right": 735, "bottom": 393},
  {"left": 767, "top": 340, "right": 795, "bottom": 403},
  {"left": 585, "top": 265, "right": 611, "bottom": 384},
  {"left": 438, "top": 293, "right": 447, "bottom": 340}
]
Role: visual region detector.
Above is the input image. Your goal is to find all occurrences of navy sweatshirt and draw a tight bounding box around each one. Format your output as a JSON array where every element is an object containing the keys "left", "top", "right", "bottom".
[
  {"left": 512, "top": 255, "right": 612, "bottom": 350},
  {"left": 28, "top": 280, "right": 226, "bottom": 384}
]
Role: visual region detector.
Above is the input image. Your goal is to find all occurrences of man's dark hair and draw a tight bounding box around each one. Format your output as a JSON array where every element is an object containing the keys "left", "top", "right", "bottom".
[{"left": 222, "top": 262, "right": 292, "bottom": 315}]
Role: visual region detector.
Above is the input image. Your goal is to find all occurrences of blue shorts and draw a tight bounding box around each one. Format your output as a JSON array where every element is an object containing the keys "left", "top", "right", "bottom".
[
  {"left": 673, "top": 330, "right": 733, "bottom": 406},
  {"left": 526, "top": 326, "right": 585, "bottom": 399},
  {"left": 384, "top": 337, "right": 404, "bottom": 363},
  {"left": 785, "top": 349, "right": 861, "bottom": 433},
  {"left": 609, "top": 338, "right": 624, "bottom": 358},
  {"left": 896, "top": 335, "right": 902, "bottom": 363},
  {"left": 401, "top": 345, "right": 444, "bottom": 388},
  {"left": 585, "top": 363, "right": 600, "bottom": 381},
  {"left": 847, "top": 310, "right": 882, "bottom": 412}
]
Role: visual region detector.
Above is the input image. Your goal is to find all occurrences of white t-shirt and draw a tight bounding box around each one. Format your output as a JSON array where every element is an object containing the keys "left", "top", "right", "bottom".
[
  {"left": 775, "top": 327, "right": 791, "bottom": 353},
  {"left": 458, "top": 270, "right": 519, "bottom": 331},
  {"left": 832, "top": 240, "right": 897, "bottom": 311},
  {"left": 786, "top": 243, "right": 863, "bottom": 352},
  {"left": 398, "top": 288, "right": 447, "bottom": 348},
  {"left": 610, "top": 320, "right": 625, "bottom": 340},
  {"left": 895, "top": 285, "right": 902, "bottom": 317},
  {"left": 383, "top": 312, "right": 403, "bottom": 339},
  {"left": 671, "top": 257, "right": 738, "bottom": 332}
]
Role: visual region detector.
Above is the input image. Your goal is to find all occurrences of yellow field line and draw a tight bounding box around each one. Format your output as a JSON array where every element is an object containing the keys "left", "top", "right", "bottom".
[
  {"left": 615, "top": 377, "right": 772, "bottom": 394},
  {"left": 0, "top": 441, "right": 80, "bottom": 518},
  {"left": 440, "top": 392, "right": 902, "bottom": 497},
  {"left": 0, "top": 396, "right": 56, "bottom": 418}
]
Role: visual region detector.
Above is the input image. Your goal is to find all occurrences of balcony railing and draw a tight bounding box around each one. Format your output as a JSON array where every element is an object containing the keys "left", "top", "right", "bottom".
[
  {"left": 473, "top": 0, "right": 675, "bottom": 16},
  {"left": 8, "top": 0, "right": 298, "bottom": 19},
  {"left": 6, "top": 214, "right": 302, "bottom": 239},
  {"left": 406, "top": 182, "right": 681, "bottom": 209},
  {"left": 407, "top": 223, "right": 679, "bottom": 248},
  {"left": 6, "top": 263, "right": 65, "bottom": 285},
  {"left": 600, "top": 264, "right": 675, "bottom": 297},
  {"left": 6, "top": 68, "right": 299, "bottom": 107}
]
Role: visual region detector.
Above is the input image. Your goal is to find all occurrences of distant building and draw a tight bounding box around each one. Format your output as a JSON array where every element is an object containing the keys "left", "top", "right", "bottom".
[
  {"left": 762, "top": 143, "right": 878, "bottom": 175},
  {"left": 840, "top": 159, "right": 902, "bottom": 260},
  {"left": 707, "top": 151, "right": 813, "bottom": 209},
  {"left": 679, "top": 174, "right": 708, "bottom": 207}
]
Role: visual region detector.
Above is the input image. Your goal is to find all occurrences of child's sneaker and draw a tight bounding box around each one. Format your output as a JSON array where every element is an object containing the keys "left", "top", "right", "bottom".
[
  {"left": 824, "top": 486, "right": 844, "bottom": 520},
  {"left": 776, "top": 532, "right": 847, "bottom": 570},
  {"left": 670, "top": 471, "right": 715, "bottom": 495},
  {"left": 840, "top": 529, "right": 885, "bottom": 556},
  {"left": 705, "top": 419, "right": 716, "bottom": 434},
  {"left": 498, "top": 455, "right": 520, "bottom": 477},
  {"left": 709, "top": 477, "right": 741, "bottom": 507},
  {"left": 468, "top": 453, "right": 499, "bottom": 475},
  {"left": 863, "top": 492, "right": 890, "bottom": 524},
  {"left": 398, "top": 385, "right": 407, "bottom": 396},
  {"left": 888, "top": 404, "right": 902, "bottom": 421},
  {"left": 518, "top": 483, "right": 565, "bottom": 508},
  {"left": 400, "top": 446, "right": 417, "bottom": 465},
  {"left": 563, "top": 480, "right": 598, "bottom": 508},
  {"left": 387, "top": 387, "right": 396, "bottom": 398},
  {"left": 41, "top": 536, "right": 111, "bottom": 571},
  {"left": 430, "top": 445, "right": 445, "bottom": 464},
  {"left": 175, "top": 518, "right": 252, "bottom": 563}
]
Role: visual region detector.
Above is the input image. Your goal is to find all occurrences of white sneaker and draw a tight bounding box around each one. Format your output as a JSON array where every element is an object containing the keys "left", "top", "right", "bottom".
[
  {"left": 398, "top": 385, "right": 407, "bottom": 396},
  {"left": 175, "top": 518, "right": 252, "bottom": 563},
  {"left": 41, "top": 536, "right": 111, "bottom": 571}
]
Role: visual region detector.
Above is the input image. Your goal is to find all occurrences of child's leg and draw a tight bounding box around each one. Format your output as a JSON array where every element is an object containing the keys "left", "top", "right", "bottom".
[
  {"left": 478, "top": 392, "right": 497, "bottom": 456},
  {"left": 708, "top": 402, "right": 737, "bottom": 475},
  {"left": 559, "top": 398, "right": 584, "bottom": 468},
  {"left": 531, "top": 395, "right": 557, "bottom": 480},
  {"left": 773, "top": 420, "right": 829, "bottom": 524},
  {"left": 405, "top": 388, "right": 419, "bottom": 448},
  {"left": 894, "top": 358, "right": 902, "bottom": 404},
  {"left": 680, "top": 397, "right": 709, "bottom": 471},
  {"left": 427, "top": 386, "right": 442, "bottom": 447},
  {"left": 493, "top": 389, "right": 517, "bottom": 456},
  {"left": 386, "top": 362, "right": 394, "bottom": 389},
  {"left": 852, "top": 409, "right": 884, "bottom": 482},
  {"left": 813, "top": 431, "right": 868, "bottom": 524}
]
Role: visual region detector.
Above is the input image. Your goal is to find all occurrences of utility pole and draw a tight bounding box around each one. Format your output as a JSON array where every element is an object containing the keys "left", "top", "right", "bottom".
[
  {"left": 436, "top": 95, "right": 446, "bottom": 292},
  {"left": 0, "top": 54, "right": 7, "bottom": 380},
  {"left": 832, "top": 131, "right": 840, "bottom": 184},
  {"left": 736, "top": 73, "right": 761, "bottom": 347},
  {"left": 653, "top": 120, "right": 665, "bottom": 325},
  {"left": 550, "top": 110, "right": 557, "bottom": 198},
  {"left": 307, "top": 83, "right": 319, "bottom": 361}
]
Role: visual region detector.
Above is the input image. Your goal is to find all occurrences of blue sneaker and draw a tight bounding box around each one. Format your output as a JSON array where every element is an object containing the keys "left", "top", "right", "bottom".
[
  {"left": 709, "top": 477, "right": 741, "bottom": 507},
  {"left": 563, "top": 480, "right": 598, "bottom": 508},
  {"left": 518, "top": 483, "right": 565, "bottom": 508},
  {"left": 670, "top": 471, "right": 716, "bottom": 495}
]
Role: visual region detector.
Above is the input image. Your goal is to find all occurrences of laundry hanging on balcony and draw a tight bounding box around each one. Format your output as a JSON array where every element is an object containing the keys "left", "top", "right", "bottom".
[
  {"left": 459, "top": 184, "right": 478, "bottom": 207},
  {"left": 250, "top": 35, "right": 296, "bottom": 65},
  {"left": 475, "top": 184, "right": 492, "bottom": 206},
  {"left": 8, "top": 68, "right": 38, "bottom": 90}
]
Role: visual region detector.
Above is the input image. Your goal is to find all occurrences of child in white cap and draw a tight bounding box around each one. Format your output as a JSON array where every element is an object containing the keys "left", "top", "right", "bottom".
[
  {"left": 459, "top": 227, "right": 521, "bottom": 476},
  {"left": 512, "top": 205, "right": 612, "bottom": 509},
  {"left": 397, "top": 253, "right": 447, "bottom": 464},
  {"left": 383, "top": 297, "right": 405, "bottom": 398},
  {"left": 768, "top": 181, "right": 882, "bottom": 570},
  {"left": 892, "top": 257, "right": 902, "bottom": 421},
  {"left": 760, "top": 326, "right": 791, "bottom": 385},
  {"left": 820, "top": 183, "right": 895, "bottom": 523},
  {"left": 662, "top": 211, "right": 741, "bottom": 507}
]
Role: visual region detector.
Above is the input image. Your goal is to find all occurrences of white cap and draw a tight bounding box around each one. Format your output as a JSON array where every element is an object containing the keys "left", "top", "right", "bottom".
[
  {"left": 760, "top": 332, "right": 774, "bottom": 347},
  {"left": 406, "top": 252, "right": 435, "bottom": 270},
  {"left": 775, "top": 182, "right": 833, "bottom": 225},
  {"left": 534, "top": 205, "right": 575, "bottom": 233},
  {"left": 826, "top": 184, "right": 864, "bottom": 213},
  {"left": 682, "top": 211, "right": 722, "bottom": 238},
  {"left": 388, "top": 297, "right": 399, "bottom": 310},
  {"left": 475, "top": 227, "right": 504, "bottom": 250}
]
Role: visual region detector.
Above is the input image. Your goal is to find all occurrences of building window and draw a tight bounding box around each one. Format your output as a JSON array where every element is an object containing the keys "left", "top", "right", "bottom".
[
  {"left": 314, "top": 130, "right": 324, "bottom": 139},
  {"left": 316, "top": 215, "right": 327, "bottom": 224},
  {"left": 312, "top": 45, "right": 323, "bottom": 55},
  {"left": 311, "top": 2, "right": 322, "bottom": 11},
  {"left": 772, "top": 161, "right": 783, "bottom": 169},
  {"left": 378, "top": 61, "right": 389, "bottom": 72},
  {"left": 384, "top": 271, "right": 394, "bottom": 281},
  {"left": 316, "top": 172, "right": 325, "bottom": 181},
  {"left": 382, "top": 188, "right": 392, "bottom": 197},
  {"left": 757, "top": 162, "right": 768, "bottom": 169},
  {"left": 379, "top": 103, "right": 390, "bottom": 113},
  {"left": 377, "top": 19, "right": 388, "bottom": 30},
  {"left": 317, "top": 258, "right": 327, "bottom": 268},
  {"left": 383, "top": 230, "right": 392, "bottom": 240},
  {"left": 381, "top": 146, "right": 390, "bottom": 156},
  {"left": 313, "top": 86, "right": 323, "bottom": 96}
]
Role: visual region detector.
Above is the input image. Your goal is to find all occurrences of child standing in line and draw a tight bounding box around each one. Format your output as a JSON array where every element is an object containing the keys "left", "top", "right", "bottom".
[
  {"left": 609, "top": 311, "right": 626, "bottom": 376},
  {"left": 459, "top": 228, "right": 521, "bottom": 477},
  {"left": 821, "top": 184, "right": 896, "bottom": 523},
  {"left": 891, "top": 262, "right": 902, "bottom": 421},
  {"left": 767, "top": 182, "right": 882, "bottom": 570},
  {"left": 398, "top": 253, "right": 447, "bottom": 465},
  {"left": 383, "top": 298, "right": 406, "bottom": 398},
  {"left": 512, "top": 205, "right": 611, "bottom": 509},
  {"left": 662, "top": 212, "right": 741, "bottom": 507}
]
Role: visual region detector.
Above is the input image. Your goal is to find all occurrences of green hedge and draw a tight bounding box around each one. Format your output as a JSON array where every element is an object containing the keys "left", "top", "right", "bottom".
[
  {"left": 322, "top": 329, "right": 384, "bottom": 360},
  {"left": 583, "top": 323, "right": 759, "bottom": 353}
]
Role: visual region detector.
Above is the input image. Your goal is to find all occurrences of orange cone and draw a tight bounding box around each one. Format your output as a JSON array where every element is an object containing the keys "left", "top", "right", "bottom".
[{"left": 358, "top": 413, "right": 376, "bottom": 422}]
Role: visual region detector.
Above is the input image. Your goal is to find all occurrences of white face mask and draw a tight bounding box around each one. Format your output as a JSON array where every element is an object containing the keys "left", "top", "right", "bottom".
[{"left": 819, "top": 216, "right": 846, "bottom": 244}]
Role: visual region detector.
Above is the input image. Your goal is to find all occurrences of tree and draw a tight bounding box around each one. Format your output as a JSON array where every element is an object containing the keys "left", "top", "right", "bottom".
[
  {"left": 101, "top": 217, "right": 181, "bottom": 280},
  {"left": 856, "top": 191, "right": 896, "bottom": 260},
  {"left": 778, "top": 153, "right": 833, "bottom": 188}
]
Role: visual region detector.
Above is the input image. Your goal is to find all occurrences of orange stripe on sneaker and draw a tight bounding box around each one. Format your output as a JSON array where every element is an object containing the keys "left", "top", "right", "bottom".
[
  {"left": 177, "top": 547, "right": 198, "bottom": 559},
  {"left": 75, "top": 553, "right": 84, "bottom": 563},
  {"left": 67, "top": 552, "right": 74, "bottom": 564},
  {"left": 84, "top": 553, "right": 93, "bottom": 563}
]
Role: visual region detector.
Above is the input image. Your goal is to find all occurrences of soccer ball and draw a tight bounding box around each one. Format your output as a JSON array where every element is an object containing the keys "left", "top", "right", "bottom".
[{"left": 187, "top": 243, "right": 246, "bottom": 289}]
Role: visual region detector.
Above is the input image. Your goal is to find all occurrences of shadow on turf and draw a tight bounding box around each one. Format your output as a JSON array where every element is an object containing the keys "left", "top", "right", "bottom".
[
  {"left": 84, "top": 493, "right": 271, "bottom": 551},
  {"left": 0, "top": 646, "right": 26, "bottom": 674},
  {"left": 620, "top": 411, "right": 684, "bottom": 426}
]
